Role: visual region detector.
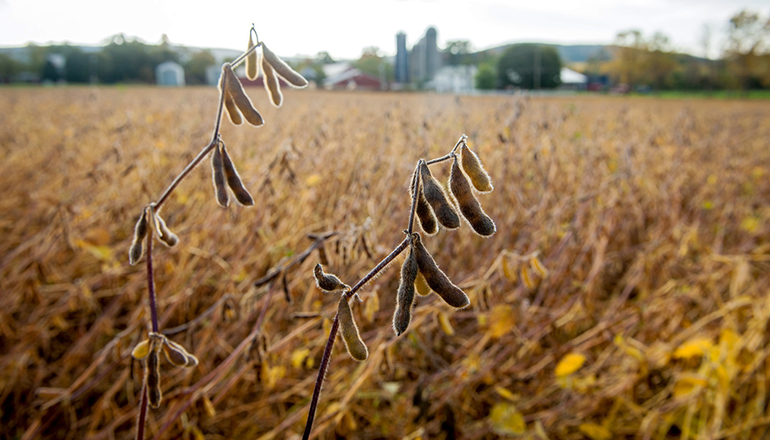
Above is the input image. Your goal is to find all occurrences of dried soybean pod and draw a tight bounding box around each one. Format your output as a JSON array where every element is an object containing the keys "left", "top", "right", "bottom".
[
  {"left": 224, "top": 64, "right": 264, "bottom": 126},
  {"left": 413, "top": 177, "right": 438, "bottom": 235},
  {"left": 162, "top": 340, "right": 189, "bottom": 367},
  {"left": 313, "top": 263, "right": 348, "bottom": 292},
  {"left": 338, "top": 297, "right": 368, "bottom": 361},
  {"left": 218, "top": 68, "right": 243, "bottom": 125},
  {"left": 449, "top": 156, "right": 496, "bottom": 237},
  {"left": 419, "top": 161, "right": 460, "bottom": 229},
  {"left": 460, "top": 144, "right": 493, "bottom": 193},
  {"left": 261, "top": 43, "right": 308, "bottom": 88},
  {"left": 412, "top": 233, "right": 469, "bottom": 309},
  {"left": 129, "top": 208, "right": 149, "bottom": 265},
  {"left": 154, "top": 213, "right": 180, "bottom": 247},
  {"left": 224, "top": 94, "right": 243, "bottom": 125},
  {"left": 146, "top": 346, "right": 162, "bottom": 408},
  {"left": 220, "top": 143, "right": 255, "bottom": 206},
  {"left": 393, "top": 244, "right": 418, "bottom": 336},
  {"left": 246, "top": 34, "right": 259, "bottom": 80},
  {"left": 211, "top": 143, "right": 229, "bottom": 207},
  {"left": 262, "top": 55, "right": 283, "bottom": 107}
]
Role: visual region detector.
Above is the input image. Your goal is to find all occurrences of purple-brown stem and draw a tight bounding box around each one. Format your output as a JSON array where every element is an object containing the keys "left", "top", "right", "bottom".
[
  {"left": 136, "top": 384, "right": 148, "bottom": 440},
  {"left": 302, "top": 237, "right": 409, "bottom": 440},
  {"left": 154, "top": 69, "right": 228, "bottom": 209},
  {"left": 145, "top": 229, "right": 158, "bottom": 334}
]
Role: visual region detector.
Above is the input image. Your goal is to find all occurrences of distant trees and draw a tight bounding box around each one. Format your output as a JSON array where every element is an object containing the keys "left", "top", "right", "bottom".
[
  {"left": 184, "top": 50, "right": 215, "bottom": 85},
  {"left": 724, "top": 10, "right": 770, "bottom": 90},
  {"left": 352, "top": 46, "right": 394, "bottom": 83},
  {"left": 497, "top": 44, "right": 562, "bottom": 89},
  {"left": 475, "top": 64, "right": 496, "bottom": 90},
  {"left": 443, "top": 40, "right": 473, "bottom": 66}
]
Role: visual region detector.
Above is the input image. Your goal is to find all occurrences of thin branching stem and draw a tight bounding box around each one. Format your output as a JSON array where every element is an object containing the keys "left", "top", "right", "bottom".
[
  {"left": 406, "top": 161, "right": 422, "bottom": 236},
  {"left": 425, "top": 134, "right": 467, "bottom": 165},
  {"left": 154, "top": 69, "right": 228, "bottom": 209},
  {"left": 145, "top": 229, "right": 158, "bottom": 334},
  {"left": 302, "top": 237, "right": 409, "bottom": 439},
  {"left": 231, "top": 42, "right": 261, "bottom": 69}
]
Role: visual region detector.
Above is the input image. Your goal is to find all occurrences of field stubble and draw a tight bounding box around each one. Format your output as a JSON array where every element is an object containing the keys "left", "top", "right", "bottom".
[{"left": 0, "top": 87, "right": 769, "bottom": 439}]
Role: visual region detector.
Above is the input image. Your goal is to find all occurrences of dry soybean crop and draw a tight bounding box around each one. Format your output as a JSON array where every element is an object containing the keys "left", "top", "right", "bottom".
[{"left": 1, "top": 87, "right": 769, "bottom": 439}]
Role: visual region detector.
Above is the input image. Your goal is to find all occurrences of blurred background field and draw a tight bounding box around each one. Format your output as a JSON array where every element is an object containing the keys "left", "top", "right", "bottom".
[{"left": 0, "top": 87, "right": 769, "bottom": 439}]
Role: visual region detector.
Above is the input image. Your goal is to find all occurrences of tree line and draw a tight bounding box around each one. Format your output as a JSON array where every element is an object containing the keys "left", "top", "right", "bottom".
[{"left": 0, "top": 34, "right": 217, "bottom": 85}]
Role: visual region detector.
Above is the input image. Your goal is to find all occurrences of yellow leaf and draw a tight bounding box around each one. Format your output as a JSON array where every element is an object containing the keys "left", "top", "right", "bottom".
[
  {"left": 530, "top": 256, "right": 548, "bottom": 278},
  {"left": 741, "top": 216, "right": 760, "bottom": 233},
  {"left": 578, "top": 423, "right": 612, "bottom": 440},
  {"left": 555, "top": 352, "right": 586, "bottom": 377},
  {"left": 489, "top": 402, "right": 525, "bottom": 435},
  {"left": 305, "top": 174, "right": 321, "bottom": 187},
  {"left": 202, "top": 394, "right": 216, "bottom": 417},
  {"left": 501, "top": 254, "right": 517, "bottom": 282},
  {"left": 291, "top": 348, "right": 311, "bottom": 369},
  {"left": 437, "top": 311, "right": 455, "bottom": 335},
  {"left": 364, "top": 289, "right": 379, "bottom": 323},
  {"left": 494, "top": 386, "right": 516, "bottom": 402},
  {"left": 75, "top": 240, "right": 113, "bottom": 262},
  {"left": 488, "top": 305, "right": 515, "bottom": 338},
  {"left": 673, "top": 375, "right": 707, "bottom": 398},
  {"left": 673, "top": 337, "right": 713, "bottom": 359},
  {"left": 415, "top": 272, "right": 431, "bottom": 296}
]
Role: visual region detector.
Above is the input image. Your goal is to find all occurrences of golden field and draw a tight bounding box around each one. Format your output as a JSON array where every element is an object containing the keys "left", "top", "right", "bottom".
[{"left": 1, "top": 87, "right": 769, "bottom": 439}]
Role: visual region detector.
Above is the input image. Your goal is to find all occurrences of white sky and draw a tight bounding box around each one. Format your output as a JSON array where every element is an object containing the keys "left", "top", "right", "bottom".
[{"left": 0, "top": 0, "right": 767, "bottom": 59}]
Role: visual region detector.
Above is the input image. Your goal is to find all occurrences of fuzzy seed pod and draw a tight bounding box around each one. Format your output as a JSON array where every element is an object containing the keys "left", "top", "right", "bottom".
[
  {"left": 246, "top": 35, "right": 259, "bottom": 80},
  {"left": 414, "top": 182, "right": 438, "bottom": 235},
  {"left": 419, "top": 161, "right": 460, "bottom": 229},
  {"left": 154, "top": 213, "right": 180, "bottom": 247},
  {"left": 460, "top": 144, "right": 493, "bottom": 193},
  {"left": 261, "top": 43, "right": 309, "bottom": 88},
  {"left": 128, "top": 209, "right": 149, "bottom": 265},
  {"left": 449, "top": 157, "right": 496, "bottom": 237},
  {"left": 163, "top": 339, "right": 198, "bottom": 368},
  {"left": 220, "top": 143, "right": 255, "bottom": 206},
  {"left": 262, "top": 55, "right": 283, "bottom": 107},
  {"left": 224, "top": 94, "right": 243, "bottom": 125},
  {"left": 132, "top": 339, "right": 150, "bottom": 360},
  {"left": 393, "top": 245, "right": 418, "bottom": 336},
  {"left": 223, "top": 64, "right": 264, "bottom": 126},
  {"left": 313, "top": 263, "right": 348, "bottom": 292},
  {"left": 211, "top": 143, "right": 229, "bottom": 207},
  {"left": 338, "top": 297, "right": 368, "bottom": 361},
  {"left": 412, "top": 233, "right": 469, "bottom": 309},
  {"left": 146, "top": 346, "right": 162, "bottom": 408}
]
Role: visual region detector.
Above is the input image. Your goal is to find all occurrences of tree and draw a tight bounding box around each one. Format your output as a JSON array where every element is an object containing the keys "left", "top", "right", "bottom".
[
  {"left": 41, "top": 59, "right": 60, "bottom": 82},
  {"left": 64, "top": 49, "right": 91, "bottom": 83},
  {"left": 497, "top": 44, "right": 561, "bottom": 89},
  {"left": 184, "top": 50, "right": 215, "bottom": 85},
  {"left": 645, "top": 32, "right": 676, "bottom": 89},
  {"left": 724, "top": 10, "right": 770, "bottom": 90},
  {"left": 443, "top": 40, "right": 473, "bottom": 66},
  {"left": 0, "top": 54, "right": 20, "bottom": 83},
  {"left": 609, "top": 29, "right": 645, "bottom": 88},
  {"left": 475, "top": 63, "right": 496, "bottom": 90},
  {"left": 352, "top": 46, "right": 394, "bottom": 84}
]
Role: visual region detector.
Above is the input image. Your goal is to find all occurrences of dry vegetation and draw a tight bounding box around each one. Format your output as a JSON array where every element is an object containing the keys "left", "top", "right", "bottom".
[{"left": 1, "top": 87, "right": 769, "bottom": 439}]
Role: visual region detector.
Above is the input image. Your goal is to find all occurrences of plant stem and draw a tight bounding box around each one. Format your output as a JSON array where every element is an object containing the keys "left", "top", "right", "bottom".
[
  {"left": 425, "top": 134, "right": 467, "bottom": 165},
  {"left": 135, "top": 383, "right": 148, "bottom": 440},
  {"left": 145, "top": 229, "right": 158, "bottom": 334},
  {"left": 154, "top": 67, "right": 228, "bottom": 209},
  {"left": 302, "top": 237, "right": 409, "bottom": 439},
  {"left": 231, "top": 42, "right": 261, "bottom": 69},
  {"left": 406, "top": 161, "right": 421, "bottom": 236}
]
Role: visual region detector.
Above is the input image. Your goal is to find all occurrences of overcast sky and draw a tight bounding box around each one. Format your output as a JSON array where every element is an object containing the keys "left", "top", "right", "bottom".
[{"left": 0, "top": 0, "right": 767, "bottom": 59}]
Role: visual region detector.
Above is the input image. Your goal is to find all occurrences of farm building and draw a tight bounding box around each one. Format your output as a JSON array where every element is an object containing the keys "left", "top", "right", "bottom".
[{"left": 156, "top": 61, "right": 185, "bottom": 86}]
